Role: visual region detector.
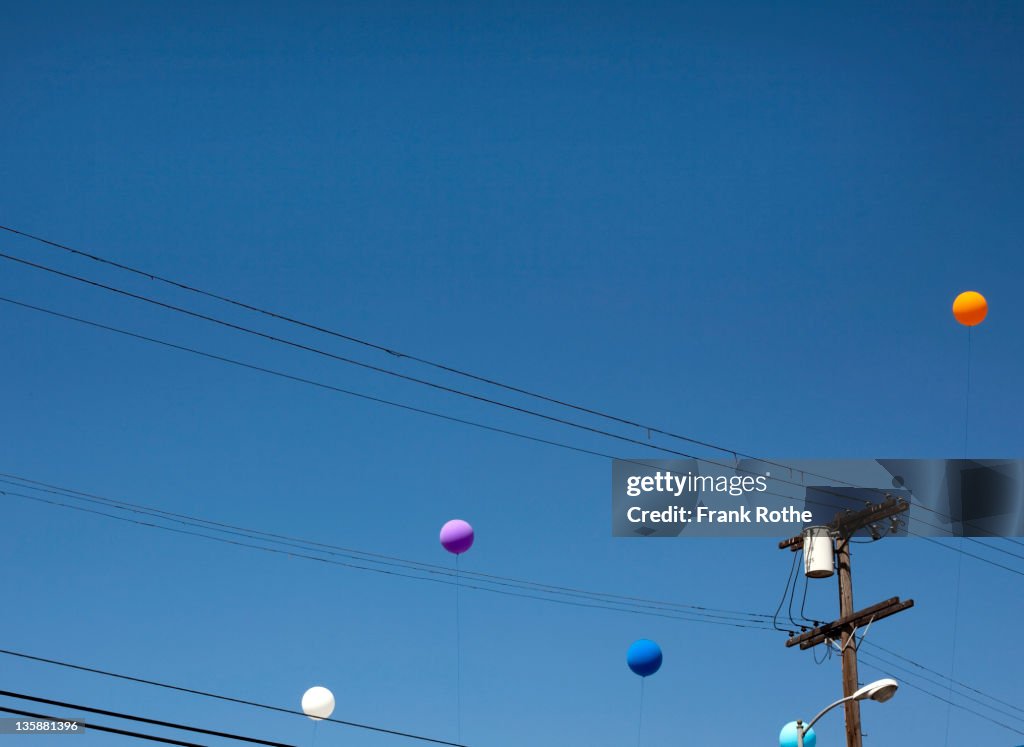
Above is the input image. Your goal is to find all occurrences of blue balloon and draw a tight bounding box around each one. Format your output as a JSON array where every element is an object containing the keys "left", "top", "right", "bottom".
[
  {"left": 626, "top": 639, "right": 662, "bottom": 677},
  {"left": 779, "top": 720, "right": 816, "bottom": 747}
]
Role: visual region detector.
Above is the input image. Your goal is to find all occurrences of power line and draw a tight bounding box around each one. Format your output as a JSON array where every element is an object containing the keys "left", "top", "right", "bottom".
[
  {"left": 8, "top": 469, "right": 1015, "bottom": 725},
  {"left": 0, "top": 690, "right": 294, "bottom": 747},
  {"left": 917, "top": 534, "right": 1024, "bottom": 578},
  {"left": 860, "top": 641, "right": 1024, "bottom": 717},
  {"left": 9, "top": 227, "right": 1012, "bottom": 541},
  {"left": 857, "top": 653, "right": 1024, "bottom": 738},
  {"left": 0, "top": 250, "right": 761, "bottom": 467},
  {"left": 3, "top": 291, "right": 1022, "bottom": 585},
  {"left": 771, "top": 551, "right": 799, "bottom": 632},
  {"left": 7, "top": 238, "right": 1017, "bottom": 553},
  {"left": 7, "top": 473, "right": 1014, "bottom": 732},
  {"left": 0, "top": 649, "right": 470, "bottom": 746},
  {"left": 0, "top": 484, "right": 776, "bottom": 631},
  {"left": 798, "top": 566, "right": 822, "bottom": 627},
  {"left": 3, "top": 289, "right": 1016, "bottom": 571},
  {"left": 3, "top": 225, "right": 1020, "bottom": 742},
  {"left": 869, "top": 502, "right": 1024, "bottom": 565},
  {"left": 0, "top": 291, "right": 915, "bottom": 549},
  {"left": 2, "top": 484, "right": 1016, "bottom": 739},
  {"left": 11, "top": 246, "right": 958, "bottom": 539},
  {"left": 4, "top": 292, "right": 1023, "bottom": 628},
  {"left": 0, "top": 224, "right": 878, "bottom": 479},
  {"left": 0, "top": 704, "right": 205, "bottom": 747},
  {"left": 4, "top": 254, "right": 1022, "bottom": 584},
  {"left": 0, "top": 294, "right": 640, "bottom": 462},
  {"left": 850, "top": 653, "right": 1024, "bottom": 726},
  {"left": 785, "top": 553, "right": 804, "bottom": 630},
  {"left": 0, "top": 472, "right": 774, "bottom": 625},
  {"left": 0, "top": 248, "right": 935, "bottom": 522},
  {"left": 5, "top": 633, "right": 1019, "bottom": 746}
]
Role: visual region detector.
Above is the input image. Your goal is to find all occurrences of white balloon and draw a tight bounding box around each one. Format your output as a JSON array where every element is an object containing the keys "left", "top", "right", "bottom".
[{"left": 301, "top": 686, "right": 335, "bottom": 720}]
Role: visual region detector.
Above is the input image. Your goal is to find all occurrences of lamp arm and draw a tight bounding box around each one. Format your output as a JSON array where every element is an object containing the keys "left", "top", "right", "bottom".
[{"left": 804, "top": 695, "right": 853, "bottom": 733}]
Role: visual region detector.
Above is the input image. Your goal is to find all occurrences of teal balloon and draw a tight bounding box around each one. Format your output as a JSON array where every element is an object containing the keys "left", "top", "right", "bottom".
[
  {"left": 626, "top": 639, "right": 662, "bottom": 677},
  {"left": 779, "top": 721, "right": 816, "bottom": 747}
]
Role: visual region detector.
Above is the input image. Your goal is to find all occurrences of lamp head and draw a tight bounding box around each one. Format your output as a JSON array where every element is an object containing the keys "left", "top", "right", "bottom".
[{"left": 853, "top": 678, "right": 899, "bottom": 703}]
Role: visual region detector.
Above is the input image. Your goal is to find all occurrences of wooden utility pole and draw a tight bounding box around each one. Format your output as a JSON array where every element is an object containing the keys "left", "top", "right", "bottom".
[
  {"left": 779, "top": 496, "right": 914, "bottom": 747},
  {"left": 836, "top": 536, "right": 861, "bottom": 747}
]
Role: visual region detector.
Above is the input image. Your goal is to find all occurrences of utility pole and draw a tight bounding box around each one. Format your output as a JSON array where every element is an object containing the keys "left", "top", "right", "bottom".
[
  {"left": 836, "top": 535, "right": 861, "bottom": 746},
  {"left": 779, "top": 496, "right": 914, "bottom": 747}
]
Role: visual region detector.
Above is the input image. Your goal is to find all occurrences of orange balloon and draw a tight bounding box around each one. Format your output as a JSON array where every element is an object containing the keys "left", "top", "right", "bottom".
[{"left": 952, "top": 291, "right": 987, "bottom": 326}]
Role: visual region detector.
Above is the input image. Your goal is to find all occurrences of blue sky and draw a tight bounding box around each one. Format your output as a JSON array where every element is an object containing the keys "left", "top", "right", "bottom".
[{"left": 1, "top": 2, "right": 1023, "bottom": 746}]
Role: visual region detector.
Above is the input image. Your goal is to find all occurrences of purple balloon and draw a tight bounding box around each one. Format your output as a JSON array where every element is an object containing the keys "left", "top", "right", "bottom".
[{"left": 440, "top": 519, "right": 474, "bottom": 555}]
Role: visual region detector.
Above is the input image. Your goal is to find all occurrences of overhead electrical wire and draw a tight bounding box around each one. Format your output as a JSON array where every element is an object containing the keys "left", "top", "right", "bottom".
[
  {"left": 6, "top": 241, "right": 1020, "bottom": 560},
  {"left": 915, "top": 534, "right": 1024, "bottom": 578},
  {"left": 0, "top": 288, "right": 1021, "bottom": 696},
  {"left": 797, "top": 567, "right": 821, "bottom": 627},
  {"left": 12, "top": 221, "right": 1024, "bottom": 553},
  {"left": 892, "top": 510, "right": 1024, "bottom": 564},
  {"left": 6, "top": 648, "right": 1021, "bottom": 744},
  {"left": 0, "top": 227, "right": 1019, "bottom": 741},
  {"left": 0, "top": 705, "right": 205, "bottom": 747},
  {"left": 2, "top": 475, "right": 1015, "bottom": 737},
  {"left": 0, "top": 295, "right": 641, "bottom": 462},
  {"left": 0, "top": 250, "right": 786, "bottom": 469},
  {"left": 4, "top": 632, "right": 1020, "bottom": 743},
  {"left": 856, "top": 653, "right": 1024, "bottom": 738},
  {"left": 0, "top": 484, "right": 775, "bottom": 631},
  {"left": 4, "top": 227, "right": 1019, "bottom": 547},
  {"left": 0, "top": 649, "right": 469, "bottom": 747},
  {"left": 785, "top": 556, "right": 804, "bottom": 630},
  {"left": 2, "top": 288, "right": 1018, "bottom": 574},
  {"left": 2, "top": 227, "right": 1024, "bottom": 553},
  {"left": 0, "top": 224, "right": 918, "bottom": 488},
  {"left": 860, "top": 641, "right": 1024, "bottom": 717},
  {"left": 0, "top": 689, "right": 295, "bottom": 747},
  {"left": 4, "top": 245, "right": 1019, "bottom": 553},
  {"left": 850, "top": 653, "right": 1024, "bottom": 726},
  {"left": 0, "top": 472, "right": 774, "bottom": 625},
  {"left": 2, "top": 231, "right": 1022, "bottom": 726},
  {"left": 2, "top": 293, "right": 1022, "bottom": 585},
  {"left": 771, "top": 551, "right": 799, "bottom": 632},
  {"left": 8, "top": 246, "right": 980, "bottom": 541},
  {"left": 0, "top": 291, "right": 935, "bottom": 550}
]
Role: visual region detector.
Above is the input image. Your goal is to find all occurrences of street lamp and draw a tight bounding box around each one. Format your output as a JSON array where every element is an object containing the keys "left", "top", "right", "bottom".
[{"left": 790, "top": 678, "right": 899, "bottom": 747}]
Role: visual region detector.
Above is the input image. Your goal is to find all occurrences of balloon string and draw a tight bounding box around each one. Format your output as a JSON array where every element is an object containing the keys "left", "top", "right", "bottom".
[
  {"left": 964, "top": 327, "right": 972, "bottom": 456},
  {"left": 311, "top": 719, "right": 319, "bottom": 747},
  {"left": 946, "top": 326, "right": 972, "bottom": 747},
  {"left": 636, "top": 677, "right": 645, "bottom": 747},
  {"left": 456, "top": 553, "right": 462, "bottom": 743},
  {"left": 944, "top": 547, "right": 963, "bottom": 747}
]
